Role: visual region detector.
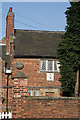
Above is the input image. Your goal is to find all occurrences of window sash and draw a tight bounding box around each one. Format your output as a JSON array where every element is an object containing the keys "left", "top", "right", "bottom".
[
  {"left": 41, "top": 60, "right": 59, "bottom": 72},
  {"left": 54, "top": 60, "right": 57, "bottom": 71},
  {"left": 41, "top": 60, "right": 46, "bottom": 71},
  {"left": 33, "top": 90, "right": 39, "bottom": 96},
  {"left": 47, "top": 60, "right": 53, "bottom": 71},
  {"left": 28, "top": 90, "right": 39, "bottom": 96}
]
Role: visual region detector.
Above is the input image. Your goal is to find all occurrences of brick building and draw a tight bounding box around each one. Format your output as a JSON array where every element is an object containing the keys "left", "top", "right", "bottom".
[{"left": 0, "top": 7, "right": 64, "bottom": 112}]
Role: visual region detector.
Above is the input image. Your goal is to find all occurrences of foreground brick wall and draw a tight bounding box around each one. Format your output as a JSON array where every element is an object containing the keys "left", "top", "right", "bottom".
[{"left": 12, "top": 97, "right": 80, "bottom": 119}]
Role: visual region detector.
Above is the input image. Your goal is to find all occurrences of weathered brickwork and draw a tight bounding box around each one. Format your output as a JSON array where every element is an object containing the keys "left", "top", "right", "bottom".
[
  {"left": 12, "top": 97, "right": 80, "bottom": 119},
  {"left": 6, "top": 7, "right": 14, "bottom": 53},
  {"left": 12, "top": 78, "right": 28, "bottom": 98},
  {"left": 13, "top": 58, "right": 61, "bottom": 87},
  {"left": 12, "top": 58, "right": 61, "bottom": 97},
  {"left": 1, "top": 56, "right": 61, "bottom": 112}
]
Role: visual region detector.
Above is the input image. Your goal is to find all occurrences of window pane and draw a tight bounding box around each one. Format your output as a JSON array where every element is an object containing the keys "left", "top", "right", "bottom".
[
  {"left": 41, "top": 60, "right": 46, "bottom": 71},
  {"left": 33, "top": 90, "right": 39, "bottom": 96},
  {"left": 28, "top": 90, "right": 32, "bottom": 96},
  {"left": 33, "top": 90, "right": 36, "bottom": 96},
  {"left": 48, "top": 60, "right": 53, "bottom": 71},
  {"left": 54, "top": 61, "right": 57, "bottom": 71}
]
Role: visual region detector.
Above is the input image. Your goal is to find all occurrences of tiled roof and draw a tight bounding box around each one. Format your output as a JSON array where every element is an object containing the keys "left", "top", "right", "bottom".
[{"left": 14, "top": 29, "right": 64, "bottom": 58}]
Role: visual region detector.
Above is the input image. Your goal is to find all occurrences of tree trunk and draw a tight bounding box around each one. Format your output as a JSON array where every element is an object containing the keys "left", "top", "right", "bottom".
[{"left": 75, "top": 69, "right": 79, "bottom": 97}]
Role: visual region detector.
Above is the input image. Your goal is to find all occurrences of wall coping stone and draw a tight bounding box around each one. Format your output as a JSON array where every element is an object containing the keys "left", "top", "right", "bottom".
[
  {"left": 13, "top": 118, "right": 80, "bottom": 120},
  {"left": 0, "top": 86, "right": 12, "bottom": 88},
  {"left": 13, "top": 96, "right": 80, "bottom": 100},
  {"left": 27, "top": 86, "right": 61, "bottom": 89}
]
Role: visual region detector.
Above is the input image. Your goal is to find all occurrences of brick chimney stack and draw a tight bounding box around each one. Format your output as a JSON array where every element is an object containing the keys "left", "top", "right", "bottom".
[{"left": 6, "top": 7, "right": 14, "bottom": 52}]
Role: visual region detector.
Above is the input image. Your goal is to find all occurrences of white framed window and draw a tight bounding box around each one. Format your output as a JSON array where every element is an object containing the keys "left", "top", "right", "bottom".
[
  {"left": 41, "top": 60, "right": 46, "bottom": 71},
  {"left": 33, "top": 90, "right": 39, "bottom": 96},
  {"left": 28, "top": 90, "right": 39, "bottom": 96},
  {"left": 41, "top": 60, "right": 60, "bottom": 72},
  {"left": 47, "top": 73, "right": 54, "bottom": 81},
  {"left": 47, "top": 60, "right": 53, "bottom": 71}
]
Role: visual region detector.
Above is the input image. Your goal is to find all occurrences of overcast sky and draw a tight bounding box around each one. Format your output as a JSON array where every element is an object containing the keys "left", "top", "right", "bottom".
[{"left": 1, "top": 2, "right": 70, "bottom": 40}]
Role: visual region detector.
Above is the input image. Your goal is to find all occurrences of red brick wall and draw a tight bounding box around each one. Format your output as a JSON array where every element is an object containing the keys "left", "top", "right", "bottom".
[
  {"left": 12, "top": 96, "right": 80, "bottom": 119},
  {"left": 6, "top": 7, "right": 14, "bottom": 52},
  {"left": 12, "top": 78, "right": 28, "bottom": 98},
  {"left": 1, "top": 57, "right": 61, "bottom": 111},
  {"left": 1, "top": 55, "right": 61, "bottom": 111},
  {"left": 13, "top": 58, "right": 61, "bottom": 88}
]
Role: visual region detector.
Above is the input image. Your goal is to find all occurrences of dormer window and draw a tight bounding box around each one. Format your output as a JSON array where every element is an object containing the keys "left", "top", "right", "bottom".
[{"left": 40, "top": 60, "right": 60, "bottom": 72}]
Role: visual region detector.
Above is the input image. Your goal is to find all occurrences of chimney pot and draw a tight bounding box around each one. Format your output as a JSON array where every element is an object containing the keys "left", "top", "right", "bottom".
[{"left": 9, "top": 7, "right": 12, "bottom": 12}]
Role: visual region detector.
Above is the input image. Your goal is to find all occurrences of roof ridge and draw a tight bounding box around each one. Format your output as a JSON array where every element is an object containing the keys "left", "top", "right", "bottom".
[{"left": 14, "top": 29, "right": 65, "bottom": 33}]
